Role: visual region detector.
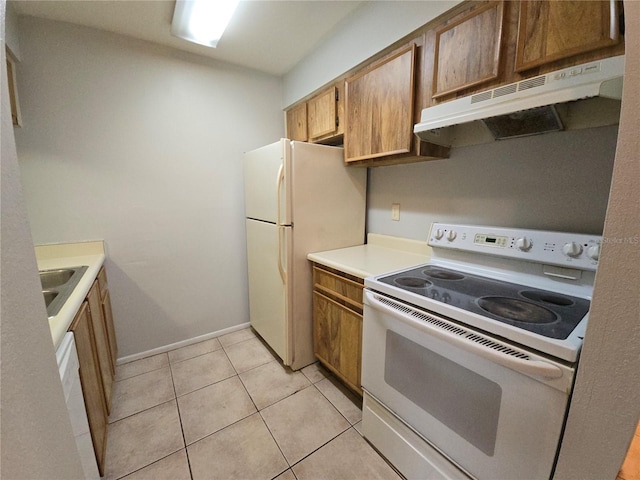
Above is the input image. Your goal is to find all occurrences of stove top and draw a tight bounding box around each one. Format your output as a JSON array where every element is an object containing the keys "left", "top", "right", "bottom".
[
  {"left": 377, "top": 265, "right": 590, "bottom": 340},
  {"left": 364, "top": 223, "right": 602, "bottom": 362}
]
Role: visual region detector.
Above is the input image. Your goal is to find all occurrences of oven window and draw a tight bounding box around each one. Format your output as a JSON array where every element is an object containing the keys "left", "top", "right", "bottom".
[{"left": 384, "top": 331, "right": 502, "bottom": 456}]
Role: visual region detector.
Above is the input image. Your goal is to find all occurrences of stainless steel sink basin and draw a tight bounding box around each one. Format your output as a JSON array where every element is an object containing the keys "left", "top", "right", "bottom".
[
  {"left": 43, "top": 290, "right": 59, "bottom": 307},
  {"left": 40, "top": 269, "right": 76, "bottom": 289},
  {"left": 40, "top": 266, "right": 89, "bottom": 318}
]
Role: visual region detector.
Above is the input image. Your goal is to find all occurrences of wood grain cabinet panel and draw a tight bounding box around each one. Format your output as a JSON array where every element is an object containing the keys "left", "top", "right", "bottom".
[
  {"left": 308, "top": 86, "right": 338, "bottom": 140},
  {"left": 313, "top": 292, "right": 362, "bottom": 394},
  {"left": 69, "top": 302, "right": 107, "bottom": 476},
  {"left": 515, "top": 0, "right": 621, "bottom": 72},
  {"left": 313, "top": 266, "right": 363, "bottom": 313},
  {"left": 97, "top": 266, "right": 118, "bottom": 367},
  {"left": 87, "top": 280, "right": 114, "bottom": 414},
  {"left": 285, "top": 102, "right": 308, "bottom": 142},
  {"left": 433, "top": 1, "right": 505, "bottom": 99},
  {"left": 345, "top": 44, "right": 416, "bottom": 163},
  {"left": 312, "top": 264, "right": 364, "bottom": 395},
  {"left": 286, "top": 82, "right": 344, "bottom": 145}
]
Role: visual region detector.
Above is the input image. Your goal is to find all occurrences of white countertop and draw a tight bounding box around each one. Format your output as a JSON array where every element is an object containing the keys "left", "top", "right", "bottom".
[
  {"left": 308, "top": 233, "right": 432, "bottom": 279},
  {"left": 36, "top": 241, "right": 105, "bottom": 350}
]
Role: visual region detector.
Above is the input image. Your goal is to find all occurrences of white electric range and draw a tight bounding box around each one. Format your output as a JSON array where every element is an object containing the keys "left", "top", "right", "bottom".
[{"left": 361, "top": 223, "right": 600, "bottom": 480}]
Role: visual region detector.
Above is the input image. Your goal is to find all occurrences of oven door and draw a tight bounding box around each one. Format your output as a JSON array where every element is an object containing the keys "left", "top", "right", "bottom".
[{"left": 362, "top": 290, "right": 575, "bottom": 480}]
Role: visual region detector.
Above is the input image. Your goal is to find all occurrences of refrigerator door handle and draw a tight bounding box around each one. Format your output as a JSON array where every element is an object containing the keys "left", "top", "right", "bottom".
[
  {"left": 277, "top": 225, "right": 287, "bottom": 284},
  {"left": 276, "top": 164, "right": 284, "bottom": 226}
]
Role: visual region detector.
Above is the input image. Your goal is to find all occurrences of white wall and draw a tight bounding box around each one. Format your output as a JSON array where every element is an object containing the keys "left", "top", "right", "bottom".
[
  {"left": 282, "top": 0, "right": 461, "bottom": 107},
  {"left": 1, "top": 2, "right": 84, "bottom": 475},
  {"left": 367, "top": 126, "right": 618, "bottom": 239},
  {"left": 15, "top": 16, "right": 284, "bottom": 357}
]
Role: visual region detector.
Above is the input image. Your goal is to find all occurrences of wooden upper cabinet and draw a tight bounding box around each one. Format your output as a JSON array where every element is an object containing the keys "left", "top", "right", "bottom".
[
  {"left": 345, "top": 44, "right": 416, "bottom": 163},
  {"left": 432, "top": 1, "right": 505, "bottom": 99},
  {"left": 308, "top": 86, "right": 338, "bottom": 140},
  {"left": 515, "top": 0, "right": 621, "bottom": 72},
  {"left": 286, "top": 82, "right": 344, "bottom": 144},
  {"left": 286, "top": 102, "right": 307, "bottom": 142}
]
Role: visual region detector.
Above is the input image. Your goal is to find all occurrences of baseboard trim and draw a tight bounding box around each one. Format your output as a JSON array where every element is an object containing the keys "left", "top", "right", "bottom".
[{"left": 116, "top": 322, "right": 251, "bottom": 365}]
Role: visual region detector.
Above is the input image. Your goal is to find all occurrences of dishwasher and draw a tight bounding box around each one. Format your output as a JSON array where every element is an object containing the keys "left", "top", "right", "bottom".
[{"left": 56, "top": 332, "right": 100, "bottom": 479}]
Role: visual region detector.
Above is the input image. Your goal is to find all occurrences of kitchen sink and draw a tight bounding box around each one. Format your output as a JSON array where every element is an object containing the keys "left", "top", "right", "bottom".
[
  {"left": 43, "top": 290, "right": 59, "bottom": 307},
  {"left": 40, "top": 266, "right": 89, "bottom": 318},
  {"left": 40, "top": 269, "right": 76, "bottom": 289}
]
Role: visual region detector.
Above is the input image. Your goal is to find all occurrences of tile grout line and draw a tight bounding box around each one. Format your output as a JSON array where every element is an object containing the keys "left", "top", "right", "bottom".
[
  {"left": 312, "top": 379, "right": 362, "bottom": 427},
  {"left": 110, "top": 449, "right": 184, "bottom": 480},
  {"left": 115, "top": 328, "right": 256, "bottom": 374},
  {"left": 168, "top": 355, "right": 195, "bottom": 480},
  {"left": 106, "top": 330, "right": 258, "bottom": 479},
  {"left": 114, "top": 353, "right": 170, "bottom": 382},
  {"left": 256, "top": 382, "right": 355, "bottom": 471},
  {"left": 111, "top": 330, "right": 371, "bottom": 479}
]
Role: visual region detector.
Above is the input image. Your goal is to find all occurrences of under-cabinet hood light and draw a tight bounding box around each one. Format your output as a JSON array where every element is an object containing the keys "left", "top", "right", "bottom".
[{"left": 171, "top": 0, "right": 239, "bottom": 48}]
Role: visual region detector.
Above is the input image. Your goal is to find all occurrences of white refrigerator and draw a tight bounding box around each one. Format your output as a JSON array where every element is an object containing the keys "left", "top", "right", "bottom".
[{"left": 243, "top": 139, "right": 366, "bottom": 370}]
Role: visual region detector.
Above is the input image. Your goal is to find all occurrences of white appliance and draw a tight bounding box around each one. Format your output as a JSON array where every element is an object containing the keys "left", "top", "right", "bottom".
[
  {"left": 243, "top": 139, "right": 366, "bottom": 370},
  {"left": 414, "top": 55, "right": 624, "bottom": 142},
  {"left": 362, "top": 223, "right": 601, "bottom": 480},
  {"left": 56, "top": 332, "right": 100, "bottom": 479}
]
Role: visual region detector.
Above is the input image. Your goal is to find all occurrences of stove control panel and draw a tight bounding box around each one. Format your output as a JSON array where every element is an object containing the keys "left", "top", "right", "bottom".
[{"left": 428, "top": 223, "right": 602, "bottom": 270}]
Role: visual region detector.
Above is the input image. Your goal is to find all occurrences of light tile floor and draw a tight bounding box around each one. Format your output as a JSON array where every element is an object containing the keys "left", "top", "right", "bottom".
[{"left": 104, "top": 327, "right": 401, "bottom": 480}]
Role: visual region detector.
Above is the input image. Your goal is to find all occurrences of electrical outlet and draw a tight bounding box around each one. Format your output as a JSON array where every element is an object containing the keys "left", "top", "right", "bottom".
[{"left": 391, "top": 203, "right": 400, "bottom": 221}]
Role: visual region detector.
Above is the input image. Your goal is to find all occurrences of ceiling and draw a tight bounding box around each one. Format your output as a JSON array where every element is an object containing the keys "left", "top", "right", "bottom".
[{"left": 10, "top": 0, "right": 364, "bottom": 76}]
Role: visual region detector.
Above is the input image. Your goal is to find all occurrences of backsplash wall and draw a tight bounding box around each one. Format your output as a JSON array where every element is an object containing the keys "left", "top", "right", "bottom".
[{"left": 367, "top": 125, "right": 618, "bottom": 240}]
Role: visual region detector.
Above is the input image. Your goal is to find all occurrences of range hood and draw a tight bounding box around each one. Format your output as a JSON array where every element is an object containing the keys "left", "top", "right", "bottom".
[{"left": 415, "top": 55, "right": 625, "bottom": 145}]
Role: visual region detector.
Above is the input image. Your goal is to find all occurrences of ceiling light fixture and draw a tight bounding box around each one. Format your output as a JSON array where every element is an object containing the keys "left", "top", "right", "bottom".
[{"left": 171, "top": 0, "right": 240, "bottom": 48}]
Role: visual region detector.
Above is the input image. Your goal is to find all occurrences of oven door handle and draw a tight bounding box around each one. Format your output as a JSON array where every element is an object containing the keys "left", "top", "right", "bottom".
[{"left": 365, "top": 291, "right": 564, "bottom": 380}]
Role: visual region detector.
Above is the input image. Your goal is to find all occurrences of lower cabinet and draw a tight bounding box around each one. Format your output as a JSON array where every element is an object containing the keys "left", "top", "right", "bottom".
[
  {"left": 68, "top": 265, "right": 118, "bottom": 476},
  {"left": 69, "top": 302, "right": 108, "bottom": 476},
  {"left": 98, "top": 266, "right": 118, "bottom": 367},
  {"left": 87, "top": 280, "right": 114, "bottom": 414},
  {"left": 312, "top": 264, "right": 364, "bottom": 395}
]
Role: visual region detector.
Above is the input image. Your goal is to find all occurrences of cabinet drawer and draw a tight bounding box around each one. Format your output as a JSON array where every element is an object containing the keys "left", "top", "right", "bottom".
[
  {"left": 313, "top": 291, "right": 362, "bottom": 394},
  {"left": 313, "top": 266, "right": 363, "bottom": 313}
]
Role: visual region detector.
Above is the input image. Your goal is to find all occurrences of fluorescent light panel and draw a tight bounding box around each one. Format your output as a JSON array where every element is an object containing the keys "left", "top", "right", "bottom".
[{"left": 171, "top": 0, "right": 239, "bottom": 48}]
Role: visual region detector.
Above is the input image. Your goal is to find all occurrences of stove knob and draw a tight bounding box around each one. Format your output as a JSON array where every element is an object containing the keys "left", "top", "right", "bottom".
[
  {"left": 562, "top": 242, "right": 583, "bottom": 258},
  {"left": 446, "top": 230, "right": 457, "bottom": 241},
  {"left": 586, "top": 244, "right": 600, "bottom": 261},
  {"left": 434, "top": 229, "right": 444, "bottom": 240},
  {"left": 515, "top": 237, "right": 532, "bottom": 252}
]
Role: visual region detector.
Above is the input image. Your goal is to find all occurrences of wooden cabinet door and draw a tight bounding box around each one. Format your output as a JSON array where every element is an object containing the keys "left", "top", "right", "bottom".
[
  {"left": 87, "top": 280, "right": 114, "bottom": 414},
  {"left": 313, "top": 291, "right": 362, "bottom": 393},
  {"left": 286, "top": 102, "right": 308, "bottom": 142},
  {"left": 432, "top": 1, "right": 505, "bottom": 99},
  {"left": 515, "top": 0, "right": 621, "bottom": 72},
  {"left": 98, "top": 267, "right": 118, "bottom": 366},
  {"left": 345, "top": 44, "right": 416, "bottom": 163},
  {"left": 102, "top": 289, "right": 118, "bottom": 367},
  {"left": 308, "top": 86, "right": 338, "bottom": 140},
  {"left": 69, "top": 302, "right": 107, "bottom": 476}
]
